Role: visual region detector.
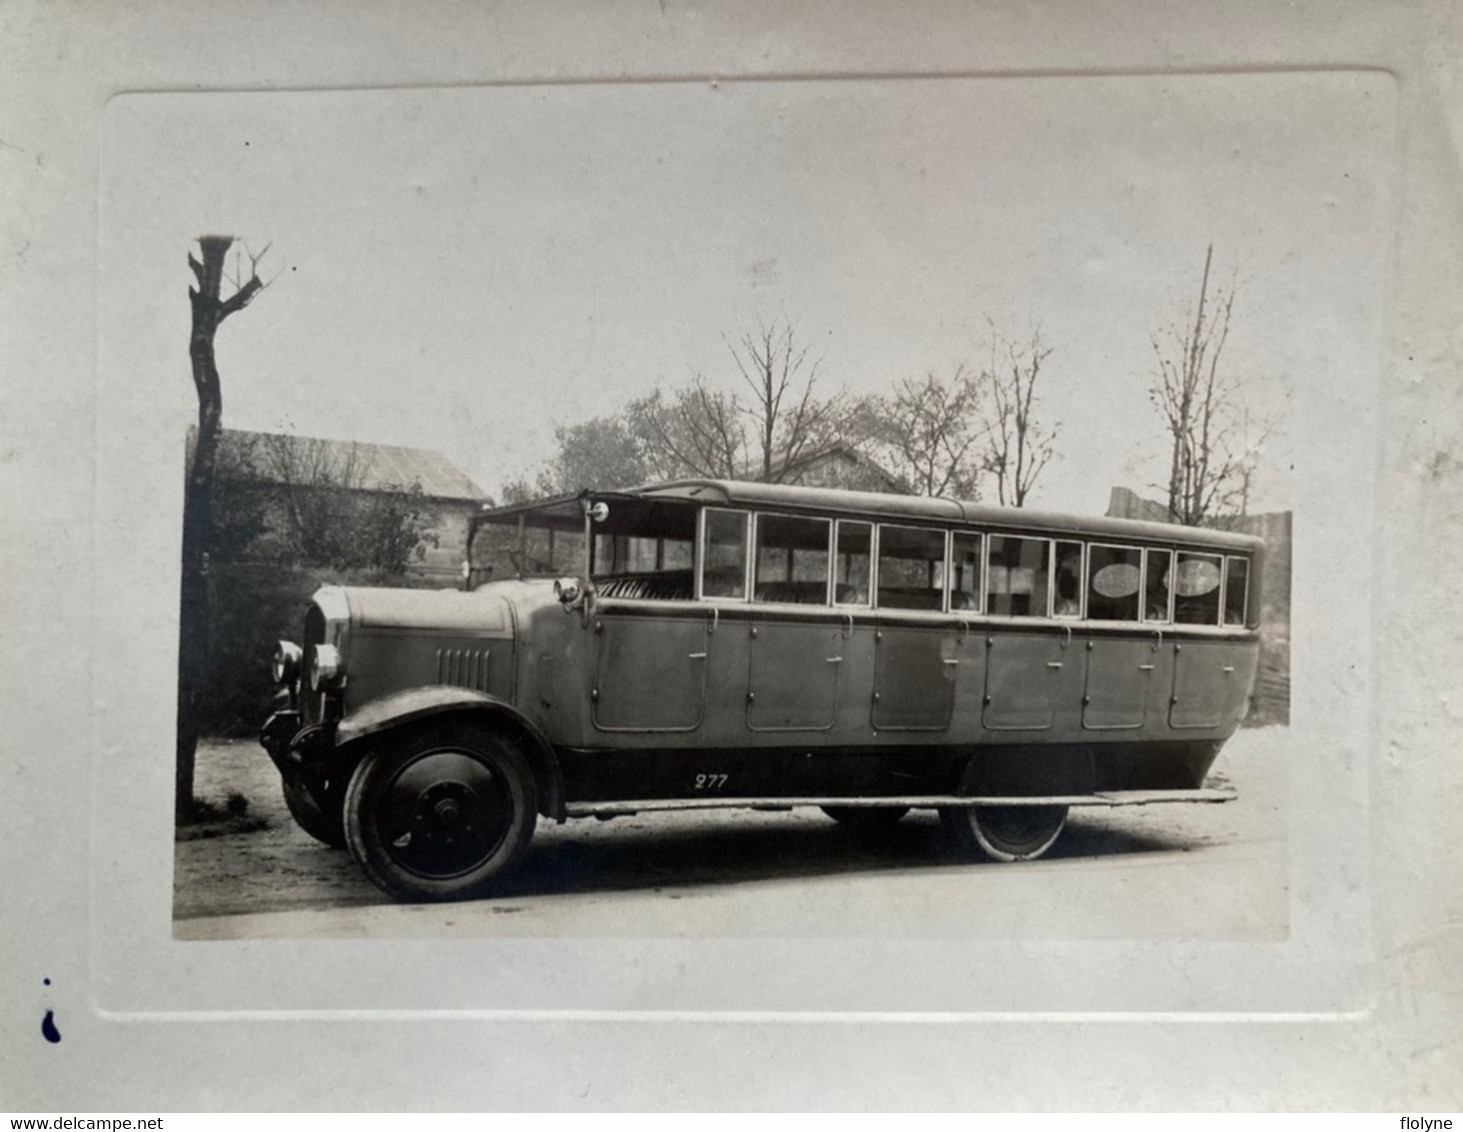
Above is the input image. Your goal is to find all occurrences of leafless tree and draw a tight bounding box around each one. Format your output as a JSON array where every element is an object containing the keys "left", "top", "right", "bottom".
[
  {"left": 983, "top": 326, "right": 1057, "bottom": 507},
  {"left": 178, "top": 235, "right": 267, "bottom": 822},
  {"left": 629, "top": 317, "right": 843, "bottom": 483},
  {"left": 727, "top": 318, "right": 842, "bottom": 482},
  {"left": 857, "top": 368, "right": 985, "bottom": 497},
  {"left": 629, "top": 382, "right": 746, "bottom": 480},
  {"left": 1149, "top": 245, "right": 1267, "bottom": 525}
]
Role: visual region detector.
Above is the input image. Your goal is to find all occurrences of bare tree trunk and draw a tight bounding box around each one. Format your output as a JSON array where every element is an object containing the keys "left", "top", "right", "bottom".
[{"left": 177, "top": 236, "right": 263, "bottom": 823}]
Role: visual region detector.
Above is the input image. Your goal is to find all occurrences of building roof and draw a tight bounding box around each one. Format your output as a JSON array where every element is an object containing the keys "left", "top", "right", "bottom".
[
  {"left": 734, "top": 442, "right": 904, "bottom": 491},
  {"left": 216, "top": 427, "right": 488, "bottom": 502}
]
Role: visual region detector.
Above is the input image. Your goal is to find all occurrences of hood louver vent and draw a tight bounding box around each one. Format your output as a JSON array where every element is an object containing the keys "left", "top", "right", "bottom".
[{"left": 437, "top": 648, "right": 492, "bottom": 692}]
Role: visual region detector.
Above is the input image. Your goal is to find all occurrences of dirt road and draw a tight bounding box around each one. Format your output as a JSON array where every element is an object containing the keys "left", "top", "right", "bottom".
[{"left": 174, "top": 727, "right": 1287, "bottom": 940}]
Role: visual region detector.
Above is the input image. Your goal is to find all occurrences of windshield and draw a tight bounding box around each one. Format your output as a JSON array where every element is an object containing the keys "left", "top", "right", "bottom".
[
  {"left": 467, "top": 495, "right": 699, "bottom": 591},
  {"left": 468, "top": 497, "right": 587, "bottom": 585}
]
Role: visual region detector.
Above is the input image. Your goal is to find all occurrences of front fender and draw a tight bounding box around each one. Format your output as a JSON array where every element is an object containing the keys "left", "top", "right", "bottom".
[{"left": 335, "top": 686, "right": 565, "bottom": 822}]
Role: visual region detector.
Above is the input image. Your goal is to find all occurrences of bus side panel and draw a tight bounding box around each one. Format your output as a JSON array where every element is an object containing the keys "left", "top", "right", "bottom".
[
  {"left": 983, "top": 632, "right": 1068, "bottom": 731},
  {"left": 872, "top": 626, "right": 958, "bottom": 731},
  {"left": 591, "top": 609, "right": 708, "bottom": 732},
  {"left": 747, "top": 618, "right": 842, "bottom": 731},
  {"left": 1082, "top": 637, "right": 1161, "bottom": 730},
  {"left": 1169, "top": 640, "right": 1259, "bottom": 729}
]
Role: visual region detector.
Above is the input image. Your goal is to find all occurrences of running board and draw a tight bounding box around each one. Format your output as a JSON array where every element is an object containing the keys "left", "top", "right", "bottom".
[{"left": 563, "top": 788, "right": 1236, "bottom": 818}]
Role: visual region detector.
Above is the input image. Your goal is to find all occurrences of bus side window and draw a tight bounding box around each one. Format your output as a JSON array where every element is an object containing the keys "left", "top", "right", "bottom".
[
  {"left": 1172, "top": 552, "right": 1222, "bottom": 624},
  {"left": 835, "top": 521, "right": 872, "bottom": 606},
  {"left": 1224, "top": 557, "right": 1250, "bottom": 625},
  {"left": 701, "top": 509, "right": 749, "bottom": 599},
  {"left": 951, "top": 532, "right": 983, "bottom": 612},
  {"left": 1086, "top": 544, "right": 1143, "bottom": 621},
  {"left": 987, "top": 535, "right": 1050, "bottom": 617},
  {"left": 754, "top": 513, "right": 832, "bottom": 604},
  {"left": 1053, "top": 540, "right": 1082, "bottom": 618},
  {"left": 1144, "top": 549, "right": 1173, "bottom": 622},
  {"left": 877, "top": 525, "right": 948, "bottom": 611}
]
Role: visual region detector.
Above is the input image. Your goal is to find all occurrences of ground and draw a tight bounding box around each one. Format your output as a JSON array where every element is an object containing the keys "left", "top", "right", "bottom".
[{"left": 174, "top": 728, "right": 1287, "bottom": 940}]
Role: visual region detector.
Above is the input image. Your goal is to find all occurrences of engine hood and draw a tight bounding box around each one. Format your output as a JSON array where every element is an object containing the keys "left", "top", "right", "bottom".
[{"left": 337, "top": 584, "right": 515, "bottom": 638}]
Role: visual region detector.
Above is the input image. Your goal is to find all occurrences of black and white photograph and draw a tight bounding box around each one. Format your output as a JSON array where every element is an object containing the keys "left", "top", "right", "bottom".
[
  {"left": 2, "top": 0, "right": 1460, "bottom": 1113},
  {"left": 148, "top": 74, "right": 1319, "bottom": 941}
]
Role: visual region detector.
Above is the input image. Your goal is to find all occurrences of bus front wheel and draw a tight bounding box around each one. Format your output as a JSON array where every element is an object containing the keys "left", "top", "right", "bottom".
[{"left": 344, "top": 720, "right": 537, "bottom": 902}]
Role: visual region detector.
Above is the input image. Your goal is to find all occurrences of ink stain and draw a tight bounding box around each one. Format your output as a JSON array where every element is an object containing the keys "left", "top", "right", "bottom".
[
  {"left": 43, "top": 977, "right": 50, "bottom": 986},
  {"left": 42, "top": 1009, "right": 61, "bottom": 1043}
]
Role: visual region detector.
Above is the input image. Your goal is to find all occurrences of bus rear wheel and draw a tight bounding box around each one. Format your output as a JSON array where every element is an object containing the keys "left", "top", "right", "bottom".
[
  {"left": 344, "top": 720, "right": 537, "bottom": 902},
  {"left": 941, "top": 803, "right": 1068, "bottom": 862}
]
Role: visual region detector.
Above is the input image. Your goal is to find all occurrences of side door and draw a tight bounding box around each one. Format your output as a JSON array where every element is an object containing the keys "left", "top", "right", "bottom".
[
  {"left": 591, "top": 603, "right": 710, "bottom": 732},
  {"left": 586, "top": 504, "right": 708, "bottom": 733},
  {"left": 870, "top": 524, "right": 957, "bottom": 731},
  {"left": 744, "top": 511, "right": 842, "bottom": 731},
  {"left": 981, "top": 534, "right": 1075, "bottom": 731},
  {"left": 1081, "top": 543, "right": 1158, "bottom": 731}
]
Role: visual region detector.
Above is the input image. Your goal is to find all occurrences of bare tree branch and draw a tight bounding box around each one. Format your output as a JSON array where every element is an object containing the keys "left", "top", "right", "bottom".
[
  {"left": 1147, "top": 246, "right": 1268, "bottom": 526},
  {"left": 982, "top": 324, "right": 1058, "bottom": 507}
]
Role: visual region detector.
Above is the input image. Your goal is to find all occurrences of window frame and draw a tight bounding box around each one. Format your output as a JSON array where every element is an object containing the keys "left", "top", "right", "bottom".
[
  {"left": 1084, "top": 541, "right": 1145, "bottom": 624},
  {"left": 1142, "top": 547, "right": 1175, "bottom": 624},
  {"left": 750, "top": 510, "right": 835, "bottom": 606},
  {"left": 833, "top": 518, "right": 875, "bottom": 609},
  {"left": 1171, "top": 549, "right": 1225, "bottom": 626},
  {"left": 695, "top": 506, "right": 752, "bottom": 603},
  {"left": 873, "top": 522, "right": 952, "bottom": 613},
  {"left": 984, "top": 532, "right": 1056, "bottom": 620},
  {"left": 1049, "top": 538, "right": 1084, "bottom": 620},
  {"left": 1222, "top": 554, "right": 1251, "bottom": 627},
  {"left": 949, "top": 529, "right": 986, "bottom": 615}
]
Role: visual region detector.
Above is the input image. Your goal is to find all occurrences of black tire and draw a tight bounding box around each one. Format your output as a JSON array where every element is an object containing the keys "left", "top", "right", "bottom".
[
  {"left": 820, "top": 805, "right": 910, "bottom": 830},
  {"left": 940, "top": 802, "right": 1068, "bottom": 862},
  {"left": 344, "top": 720, "right": 538, "bottom": 902},
  {"left": 281, "top": 770, "right": 346, "bottom": 849}
]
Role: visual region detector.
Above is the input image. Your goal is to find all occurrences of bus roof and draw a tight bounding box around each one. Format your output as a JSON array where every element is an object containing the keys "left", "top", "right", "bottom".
[{"left": 479, "top": 479, "right": 1266, "bottom": 552}]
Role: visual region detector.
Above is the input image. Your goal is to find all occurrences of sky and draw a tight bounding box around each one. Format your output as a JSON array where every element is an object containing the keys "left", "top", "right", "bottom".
[{"left": 100, "top": 71, "right": 1394, "bottom": 515}]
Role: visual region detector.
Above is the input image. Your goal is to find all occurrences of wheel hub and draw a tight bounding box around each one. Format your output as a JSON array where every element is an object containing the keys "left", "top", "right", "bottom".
[{"left": 377, "top": 749, "right": 515, "bottom": 880}]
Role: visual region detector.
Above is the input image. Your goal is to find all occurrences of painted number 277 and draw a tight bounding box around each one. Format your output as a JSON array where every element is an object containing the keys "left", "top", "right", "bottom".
[{"left": 694, "top": 774, "right": 729, "bottom": 790}]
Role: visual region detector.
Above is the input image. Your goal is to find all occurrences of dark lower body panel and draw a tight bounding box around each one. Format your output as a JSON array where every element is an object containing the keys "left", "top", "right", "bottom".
[{"left": 556, "top": 738, "right": 1227, "bottom": 804}]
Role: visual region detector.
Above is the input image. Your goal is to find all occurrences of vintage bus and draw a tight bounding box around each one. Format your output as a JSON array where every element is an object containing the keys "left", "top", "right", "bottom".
[{"left": 262, "top": 480, "right": 1264, "bottom": 901}]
